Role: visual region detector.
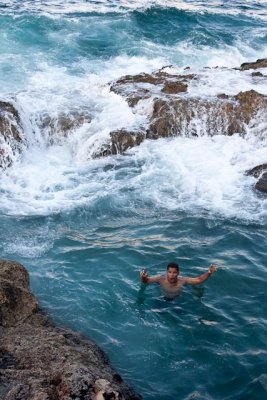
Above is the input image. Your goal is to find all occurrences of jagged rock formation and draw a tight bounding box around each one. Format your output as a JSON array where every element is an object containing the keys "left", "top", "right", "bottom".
[
  {"left": 99, "top": 59, "right": 267, "bottom": 160},
  {"left": 0, "top": 260, "right": 142, "bottom": 400},
  {"left": 1, "top": 59, "right": 267, "bottom": 193}
]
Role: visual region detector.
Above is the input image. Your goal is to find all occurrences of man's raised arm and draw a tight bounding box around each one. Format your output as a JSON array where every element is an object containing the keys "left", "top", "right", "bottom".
[
  {"left": 140, "top": 268, "right": 162, "bottom": 284},
  {"left": 184, "top": 265, "right": 216, "bottom": 285}
]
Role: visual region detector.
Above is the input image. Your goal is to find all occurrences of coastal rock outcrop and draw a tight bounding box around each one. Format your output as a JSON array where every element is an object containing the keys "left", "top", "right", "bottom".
[
  {"left": 0, "top": 260, "right": 142, "bottom": 400},
  {"left": 106, "top": 60, "right": 267, "bottom": 195},
  {"left": 1, "top": 59, "right": 267, "bottom": 195},
  {"left": 0, "top": 101, "right": 25, "bottom": 168}
]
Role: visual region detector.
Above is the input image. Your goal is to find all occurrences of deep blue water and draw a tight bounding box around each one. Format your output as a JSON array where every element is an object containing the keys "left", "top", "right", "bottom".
[{"left": 0, "top": 1, "right": 267, "bottom": 399}]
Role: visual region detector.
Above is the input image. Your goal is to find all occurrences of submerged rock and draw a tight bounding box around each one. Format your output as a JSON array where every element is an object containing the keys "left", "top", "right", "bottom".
[
  {"left": 0, "top": 260, "right": 142, "bottom": 400},
  {"left": 0, "top": 101, "right": 25, "bottom": 168},
  {"left": 246, "top": 163, "right": 267, "bottom": 193},
  {"left": 245, "top": 163, "right": 267, "bottom": 178}
]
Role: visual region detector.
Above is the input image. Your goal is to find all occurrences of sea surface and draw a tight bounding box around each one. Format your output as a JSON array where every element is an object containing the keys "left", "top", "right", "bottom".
[{"left": 0, "top": 1, "right": 267, "bottom": 399}]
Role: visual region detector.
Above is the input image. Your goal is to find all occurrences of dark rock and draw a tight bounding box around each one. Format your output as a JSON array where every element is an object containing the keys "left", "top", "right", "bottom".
[
  {"left": 245, "top": 163, "right": 267, "bottom": 178},
  {"left": 217, "top": 94, "right": 230, "bottom": 100},
  {"left": 0, "top": 101, "right": 25, "bottom": 168},
  {"left": 255, "top": 172, "right": 267, "bottom": 193},
  {"left": 240, "top": 58, "right": 267, "bottom": 71},
  {"left": 245, "top": 163, "right": 267, "bottom": 193},
  {"left": 252, "top": 71, "right": 264, "bottom": 77},
  {"left": 93, "top": 130, "right": 146, "bottom": 158},
  {"left": 0, "top": 260, "right": 142, "bottom": 400}
]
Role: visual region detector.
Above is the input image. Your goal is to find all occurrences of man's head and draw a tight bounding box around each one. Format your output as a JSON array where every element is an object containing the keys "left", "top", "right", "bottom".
[{"left": 166, "top": 262, "right": 179, "bottom": 283}]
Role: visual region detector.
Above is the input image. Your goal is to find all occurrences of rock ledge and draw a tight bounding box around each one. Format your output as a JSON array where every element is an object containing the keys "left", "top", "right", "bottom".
[{"left": 0, "top": 260, "right": 141, "bottom": 400}]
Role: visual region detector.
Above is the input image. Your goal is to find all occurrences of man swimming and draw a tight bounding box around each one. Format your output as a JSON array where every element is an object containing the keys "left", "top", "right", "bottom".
[{"left": 140, "top": 262, "right": 216, "bottom": 298}]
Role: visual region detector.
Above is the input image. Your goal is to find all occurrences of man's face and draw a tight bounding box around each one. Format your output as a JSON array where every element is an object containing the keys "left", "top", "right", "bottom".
[{"left": 167, "top": 267, "right": 179, "bottom": 283}]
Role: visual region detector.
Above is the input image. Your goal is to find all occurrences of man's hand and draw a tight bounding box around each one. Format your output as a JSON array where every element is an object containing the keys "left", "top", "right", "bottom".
[
  {"left": 208, "top": 264, "right": 216, "bottom": 275},
  {"left": 140, "top": 268, "right": 148, "bottom": 283}
]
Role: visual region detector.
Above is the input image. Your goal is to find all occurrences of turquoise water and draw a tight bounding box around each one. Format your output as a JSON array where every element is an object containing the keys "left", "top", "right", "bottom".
[{"left": 0, "top": 1, "right": 267, "bottom": 399}]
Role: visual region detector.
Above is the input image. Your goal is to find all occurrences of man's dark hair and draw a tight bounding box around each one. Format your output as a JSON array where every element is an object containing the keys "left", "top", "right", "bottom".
[{"left": 166, "top": 262, "right": 179, "bottom": 272}]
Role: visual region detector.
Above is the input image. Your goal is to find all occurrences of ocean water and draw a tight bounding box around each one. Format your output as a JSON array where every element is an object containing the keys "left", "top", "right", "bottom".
[{"left": 0, "top": 1, "right": 267, "bottom": 399}]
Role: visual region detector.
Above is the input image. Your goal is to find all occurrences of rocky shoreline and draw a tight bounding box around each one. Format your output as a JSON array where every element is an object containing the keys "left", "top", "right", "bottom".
[
  {"left": 0, "top": 260, "right": 142, "bottom": 400},
  {"left": 0, "top": 58, "right": 267, "bottom": 193}
]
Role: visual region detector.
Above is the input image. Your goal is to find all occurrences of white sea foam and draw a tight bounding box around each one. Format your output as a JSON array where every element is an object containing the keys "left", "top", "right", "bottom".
[{"left": 0, "top": 131, "right": 266, "bottom": 222}]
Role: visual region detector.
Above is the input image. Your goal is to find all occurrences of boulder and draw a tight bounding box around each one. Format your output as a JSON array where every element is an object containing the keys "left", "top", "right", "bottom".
[
  {"left": 0, "top": 260, "right": 141, "bottom": 400},
  {"left": 0, "top": 101, "right": 25, "bottom": 168}
]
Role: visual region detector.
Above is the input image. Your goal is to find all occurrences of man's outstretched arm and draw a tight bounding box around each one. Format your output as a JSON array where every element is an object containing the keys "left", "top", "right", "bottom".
[
  {"left": 184, "top": 265, "right": 216, "bottom": 285},
  {"left": 140, "top": 268, "right": 162, "bottom": 284}
]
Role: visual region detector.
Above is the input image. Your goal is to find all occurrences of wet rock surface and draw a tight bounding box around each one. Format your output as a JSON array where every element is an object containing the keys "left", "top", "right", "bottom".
[
  {"left": 107, "top": 60, "right": 267, "bottom": 194},
  {"left": 148, "top": 89, "right": 267, "bottom": 139},
  {"left": 245, "top": 163, "right": 267, "bottom": 178},
  {"left": 110, "top": 69, "right": 196, "bottom": 107},
  {"left": 0, "top": 260, "right": 142, "bottom": 400},
  {"left": 246, "top": 163, "right": 267, "bottom": 193},
  {"left": 1, "top": 59, "right": 267, "bottom": 195},
  {"left": 240, "top": 58, "right": 267, "bottom": 71},
  {"left": 0, "top": 101, "right": 25, "bottom": 168},
  {"left": 38, "top": 110, "right": 92, "bottom": 144},
  {"left": 255, "top": 172, "right": 267, "bottom": 193},
  {"left": 93, "top": 129, "right": 146, "bottom": 158}
]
